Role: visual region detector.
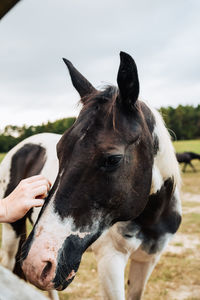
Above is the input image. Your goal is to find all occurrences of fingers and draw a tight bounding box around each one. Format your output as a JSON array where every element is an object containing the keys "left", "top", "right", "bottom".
[
  {"left": 32, "top": 185, "right": 49, "bottom": 198},
  {"left": 27, "top": 199, "right": 45, "bottom": 209},
  {"left": 21, "top": 175, "right": 51, "bottom": 187},
  {"left": 19, "top": 176, "right": 51, "bottom": 198},
  {"left": 28, "top": 179, "right": 51, "bottom": 191},
  {"left": 17, "top": 175, "right": 51, "bottom": 213},
  {"left": 21, "top": 175, "right": 44, "bottom": 183}
]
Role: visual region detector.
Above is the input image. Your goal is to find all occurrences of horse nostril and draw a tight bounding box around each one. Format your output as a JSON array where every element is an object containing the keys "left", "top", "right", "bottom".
[{"left": 40, "top": 261, "right": 52, "bottom": 281}]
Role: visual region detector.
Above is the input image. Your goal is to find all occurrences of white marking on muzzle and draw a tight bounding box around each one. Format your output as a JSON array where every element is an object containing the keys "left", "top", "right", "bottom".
[{"left": 23, "top": 184, "right": 102, "bottom": 289}]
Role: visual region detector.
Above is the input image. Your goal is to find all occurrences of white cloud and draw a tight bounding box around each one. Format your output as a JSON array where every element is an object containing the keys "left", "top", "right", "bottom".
[{"left": 0, "top": 0, "right": 199, "bottom": 128}]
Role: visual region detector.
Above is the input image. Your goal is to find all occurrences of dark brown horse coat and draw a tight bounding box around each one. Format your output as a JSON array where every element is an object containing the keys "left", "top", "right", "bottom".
[{"left": 0, "top": 52, "right": 181, "bottom": 300}]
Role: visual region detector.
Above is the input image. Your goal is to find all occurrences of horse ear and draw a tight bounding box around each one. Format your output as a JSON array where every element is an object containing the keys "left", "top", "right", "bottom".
[
  {"left": 117, "top": 52, "right": 140, "bottom": 112},
  {"left": 63, "top": 58, "right": 96, "bottom": 101}
]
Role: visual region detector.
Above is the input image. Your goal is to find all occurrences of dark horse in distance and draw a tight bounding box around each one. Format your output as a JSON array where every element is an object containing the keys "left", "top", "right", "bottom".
[{"left": 176, "top": 151, "right": 200, "bottom": 172}]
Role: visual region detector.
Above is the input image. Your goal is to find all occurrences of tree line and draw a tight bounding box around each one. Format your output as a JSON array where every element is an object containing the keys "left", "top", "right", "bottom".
[
  {"left": 159, "top": 104, "right": 200, "bottom": 140},
  {"left": 0, "top": 117, "right": 76, "bottom": 152},
  {"left": 0, "top": 104, "right": 199, "bottom": 153}
]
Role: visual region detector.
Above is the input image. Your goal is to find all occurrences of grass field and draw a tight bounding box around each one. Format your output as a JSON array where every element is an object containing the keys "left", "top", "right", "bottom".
[
  {"left": 174, "top": 140, "right": 200, "bottom": 153},
  {"left": 0, "top": 139, "right": 200, "bottom": 299},
  {"left": 173, "top": 140, "right": 200, "bottom": 195},
  {"left": 0, "top": 153, "right": 5, "bottom": 163}
]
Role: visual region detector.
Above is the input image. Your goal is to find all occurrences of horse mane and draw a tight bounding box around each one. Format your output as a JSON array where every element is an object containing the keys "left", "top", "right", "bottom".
[
  {"left": 150, "top": 106, "right": 181, "bottom": 190},
  {"left": 79, "top": 85, "right": 141, "bottom": 131},
  {"left": 81, "top": 85, "right": 118, "bottom": 107},
  {"left": 78, "top": 85, "right": 119, "bottom": 132}
]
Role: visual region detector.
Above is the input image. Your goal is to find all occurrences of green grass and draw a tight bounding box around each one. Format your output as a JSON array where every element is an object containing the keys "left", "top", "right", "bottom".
[
  {"left": 173, "top": 140, "right": 200, "bottom": 153},
  {"left": 173, "top": 242, "right": 183, "bottom": 247},
  {"left": 172, "top": 140, "right": 200, "bottom": 194},
  {"left": 179, "top": 213, "right": 200, "bottom": 234},
  {"left": 183, "top": 201, "right": 200, "bottom": 208},
  {"left": 0, "top": 153, "right": 6, "bottom": 163}
]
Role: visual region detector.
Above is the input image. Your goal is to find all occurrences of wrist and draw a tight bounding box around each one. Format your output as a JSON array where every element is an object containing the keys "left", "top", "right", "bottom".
[{"left": 0, "top": 198, "right": 8, "bottom": 222}]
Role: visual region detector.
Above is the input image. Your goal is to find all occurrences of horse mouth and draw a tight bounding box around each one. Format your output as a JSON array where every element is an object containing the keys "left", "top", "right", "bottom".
[
  {"left": 66, "top": 270, "right": 76, "bottom": 281},
  {"left": 55, "top": 284, "right": 64, "bottom": 291},
  {"left": 54, "top": 274, "right": 76, "bottom": 291}
]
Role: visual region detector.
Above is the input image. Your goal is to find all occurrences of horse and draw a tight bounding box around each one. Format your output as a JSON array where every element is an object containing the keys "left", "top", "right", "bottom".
[
  {"left": 19, "top": 52, "right": 182, "bottom": 300},
  {"left": 176, "top": 151, "right": 200, "bottom": 172},
  {"left": 0, "top": 133, "right": 61, "bottom": 300}
]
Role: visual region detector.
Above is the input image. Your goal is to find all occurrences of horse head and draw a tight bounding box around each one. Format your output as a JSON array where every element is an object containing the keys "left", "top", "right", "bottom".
[{"left": 21, "top": 52, "right": 154, "bottom": 290}]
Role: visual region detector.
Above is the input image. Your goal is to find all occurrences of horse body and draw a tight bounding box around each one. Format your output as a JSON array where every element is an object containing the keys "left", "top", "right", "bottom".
[
  {"left": 176, "top": 151, "right": 200, "bottom": 172},
  {"left": 0, "top": 132, "right": 60, "bottom": 300},
  {"left": 1, "top": 52, "right": 182, "bottom": 300},
  {"left": 19, "top": 52, "right": 181, "bottom": 300}
]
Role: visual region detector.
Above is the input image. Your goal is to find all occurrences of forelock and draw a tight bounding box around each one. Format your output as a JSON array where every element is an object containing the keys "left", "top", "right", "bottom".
[{"left": 74, "top": 86, "right": 119, "bottom": 134}]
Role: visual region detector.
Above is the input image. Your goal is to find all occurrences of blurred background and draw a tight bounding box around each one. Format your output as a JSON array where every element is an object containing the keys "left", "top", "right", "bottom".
[{"left": 0, "top": 1, "right": 199, "bottom": 299}]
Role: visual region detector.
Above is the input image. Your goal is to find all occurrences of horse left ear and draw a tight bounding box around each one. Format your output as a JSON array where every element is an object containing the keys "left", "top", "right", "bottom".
[
  {"left": 117, "top": 52, "right": 140, "bottom": 112},
  {"left": 63, "top": 58, "right": 96, "bottom": 101}
]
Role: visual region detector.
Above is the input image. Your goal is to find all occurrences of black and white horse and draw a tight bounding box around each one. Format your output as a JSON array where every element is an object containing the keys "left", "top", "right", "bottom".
[
  {"left": 0, "top": 133, "right": 60, "bottom": 300},
  {"left": 176, "top": 151, "right": 200, "bottom": 172},
  {"left": 1, "top": 52, "right": 181, "bottom": 300}
]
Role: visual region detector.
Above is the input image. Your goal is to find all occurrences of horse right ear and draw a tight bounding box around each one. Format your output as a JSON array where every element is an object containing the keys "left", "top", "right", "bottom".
[
  {"left": 117, "top": 52, "right": 140, "bottom": 113},
  {"left": 63, "top": 58, "right": 96, "bottom": 102}
]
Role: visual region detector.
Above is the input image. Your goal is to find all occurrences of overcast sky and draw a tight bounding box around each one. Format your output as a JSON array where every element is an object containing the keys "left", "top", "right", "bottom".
[{"left": 0, "top": 0, "right": 199, "bottom": 129}]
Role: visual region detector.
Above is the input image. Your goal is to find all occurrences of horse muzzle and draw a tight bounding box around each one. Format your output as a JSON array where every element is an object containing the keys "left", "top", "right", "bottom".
[
  {"left": 22, "top": 230, "right": 101, "bottom": 291},
  {"left": 22, "top": 248, "right": 57, "bottom": 290}
]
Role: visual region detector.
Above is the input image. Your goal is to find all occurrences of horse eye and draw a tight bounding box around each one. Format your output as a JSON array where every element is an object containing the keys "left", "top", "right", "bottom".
[{"left": 100, "top": 155, "right": 123, "bottom": 172}]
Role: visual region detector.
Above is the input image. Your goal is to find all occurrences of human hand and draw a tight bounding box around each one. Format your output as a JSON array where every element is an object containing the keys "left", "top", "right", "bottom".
[{"left": 0, "top": 175, "right": 51, "bottom": 223}]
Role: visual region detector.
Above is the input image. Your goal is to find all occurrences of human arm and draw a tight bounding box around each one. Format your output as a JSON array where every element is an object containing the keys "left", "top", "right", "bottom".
[{"left": 0, "top": 175, "right": 51, "bottom": 223}]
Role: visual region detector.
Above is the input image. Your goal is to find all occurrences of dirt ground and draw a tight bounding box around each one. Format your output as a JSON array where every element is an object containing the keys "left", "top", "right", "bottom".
[{"left": 164, "top": 192, "right": 200, "bottom": 300}]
